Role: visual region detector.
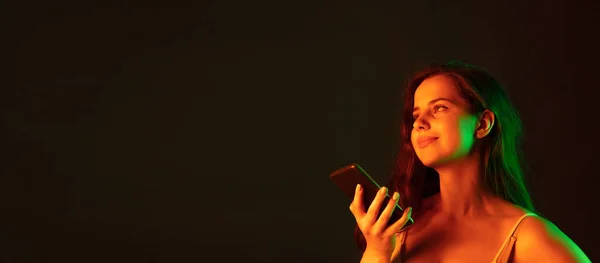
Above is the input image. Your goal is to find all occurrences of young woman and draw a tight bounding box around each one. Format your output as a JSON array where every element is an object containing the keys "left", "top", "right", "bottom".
[{"left": 348, "top": 61, "right": 590, "bottom": 262}]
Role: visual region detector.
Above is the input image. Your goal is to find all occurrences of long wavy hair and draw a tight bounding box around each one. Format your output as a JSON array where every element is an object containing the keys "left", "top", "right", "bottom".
[{"left": 355, "top": 60, "right": 536, "bottom": 252}]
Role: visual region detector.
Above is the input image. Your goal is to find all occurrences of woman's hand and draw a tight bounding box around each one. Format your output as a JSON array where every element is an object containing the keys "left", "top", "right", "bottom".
[{"left": 349, "top": 184, "right": 412, "bottom": 263}]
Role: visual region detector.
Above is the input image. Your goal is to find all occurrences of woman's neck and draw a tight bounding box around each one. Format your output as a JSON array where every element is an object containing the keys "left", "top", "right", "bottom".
[{"left": 430, "top": 154, "right": 496, "bottom": 218}]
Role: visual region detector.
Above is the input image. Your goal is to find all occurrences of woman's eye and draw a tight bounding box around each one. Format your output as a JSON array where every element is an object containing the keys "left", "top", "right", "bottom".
[
  {"left": 413, "top": 105, "right": 446, "bottom": 121},
  {"left": 433, "top": 105, "right": 448, "bottom": 113}
]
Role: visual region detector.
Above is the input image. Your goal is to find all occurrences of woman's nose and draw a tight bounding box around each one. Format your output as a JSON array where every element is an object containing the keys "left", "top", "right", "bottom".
[{"left": 413, "top": 116, "right": 428, "bottom": 130}]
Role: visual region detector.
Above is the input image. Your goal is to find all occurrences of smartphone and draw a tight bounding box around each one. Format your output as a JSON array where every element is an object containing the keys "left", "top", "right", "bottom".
[{"left": 330, "top": 163, "right": 414, "bottom": 228}]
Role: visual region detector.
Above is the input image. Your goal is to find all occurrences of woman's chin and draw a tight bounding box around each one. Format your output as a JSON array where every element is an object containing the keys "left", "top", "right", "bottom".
[
  {"left": 418, "top": 155, "right": 448, "bottom": 168},
  {"left": 419, "top": 158, "right": 440, "bottom": 168}
]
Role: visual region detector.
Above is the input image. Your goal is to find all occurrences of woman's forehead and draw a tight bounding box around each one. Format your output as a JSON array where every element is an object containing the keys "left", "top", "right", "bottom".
[{"left": 413, "top": 75, "right": 463, "bottom": 106}]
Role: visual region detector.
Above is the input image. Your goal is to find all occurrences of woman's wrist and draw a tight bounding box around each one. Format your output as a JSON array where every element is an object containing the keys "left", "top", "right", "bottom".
[{"left": 360, "top": 250, "right": 391, "bottom": 263}]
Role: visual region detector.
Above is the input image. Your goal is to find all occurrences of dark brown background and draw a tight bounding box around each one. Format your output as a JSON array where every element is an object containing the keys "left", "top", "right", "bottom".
[{"left": 4, "top": 0, "right": 598, "bottom": 262}]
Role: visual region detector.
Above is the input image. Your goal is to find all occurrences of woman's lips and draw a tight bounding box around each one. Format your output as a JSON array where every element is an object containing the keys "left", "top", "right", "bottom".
[{"left": 418, "top": 137, "right": 438, "bottom": 148}]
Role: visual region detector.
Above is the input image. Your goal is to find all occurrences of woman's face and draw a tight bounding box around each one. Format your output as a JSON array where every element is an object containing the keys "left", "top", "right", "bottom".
[{"left": 410, "top": 75, "right": 479, "bottom": 167}]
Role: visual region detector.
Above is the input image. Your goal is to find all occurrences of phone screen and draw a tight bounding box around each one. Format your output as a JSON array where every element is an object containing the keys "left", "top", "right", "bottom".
[{"left": 330, "top": 163, "right": 414, "bottom": 227}]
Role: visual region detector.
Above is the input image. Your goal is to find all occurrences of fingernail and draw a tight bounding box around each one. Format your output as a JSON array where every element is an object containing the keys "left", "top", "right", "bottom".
[
  {"left": 380, "top": 187, "right": 387, "bottom": 194},
  {"left": 356, "top": 184, "right": 361, "bottom": 191},
  {"left": 392, "top": 192, "right": 399, "bottom": 200}
]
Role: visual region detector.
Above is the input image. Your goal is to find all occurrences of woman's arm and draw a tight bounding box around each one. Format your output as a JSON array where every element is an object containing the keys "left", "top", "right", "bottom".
[{"left": 513, "top": 216, "right": 590, "bottom": 263}]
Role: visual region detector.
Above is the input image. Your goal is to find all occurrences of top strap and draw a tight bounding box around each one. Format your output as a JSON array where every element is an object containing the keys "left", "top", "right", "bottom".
[{"left": 491, "top": 212, "right": 537, "bottom": 261}]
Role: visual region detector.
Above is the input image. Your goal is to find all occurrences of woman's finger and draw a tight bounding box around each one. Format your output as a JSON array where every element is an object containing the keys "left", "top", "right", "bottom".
[
  {"left": 365, "top": 187, "right": 388, "bottom": 222},
  {"left": 373, "top": 191, "right": 400, "bottom": 231},
  {"left": 384, "top": 206, "right": 412, "bottom": 236},
  {"left": 349, "top": 184, "right": 366, "bottom": 219}
]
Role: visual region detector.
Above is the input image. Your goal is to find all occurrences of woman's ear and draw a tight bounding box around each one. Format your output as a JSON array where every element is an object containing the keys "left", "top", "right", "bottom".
[{"left": 476, "top": 110, "right": 495, "bottom": 138}]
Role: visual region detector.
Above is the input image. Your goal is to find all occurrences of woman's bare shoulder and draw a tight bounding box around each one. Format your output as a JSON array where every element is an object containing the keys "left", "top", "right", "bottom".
[
  {"left": 491, "top": 198, "right": 590, "bottom": 262},
  {"left": 512, "top": 214, "right": 590, "bottom": 262}
]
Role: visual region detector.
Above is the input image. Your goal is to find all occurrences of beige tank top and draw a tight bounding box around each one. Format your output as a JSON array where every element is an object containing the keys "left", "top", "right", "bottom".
[{"left": 397, "top": 212, "right": 537, "bottom": 262}]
